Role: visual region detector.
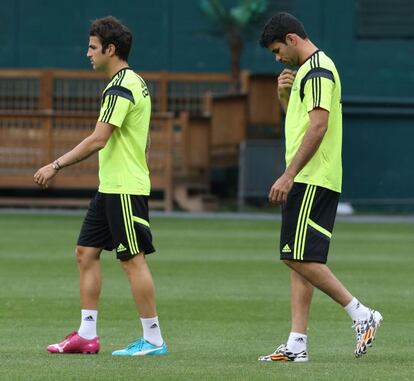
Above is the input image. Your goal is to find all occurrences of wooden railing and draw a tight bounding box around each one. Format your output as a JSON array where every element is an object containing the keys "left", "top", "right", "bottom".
[
  {"left": 0, "top": 69, "right": 231, "bottom": 115},
  {"left": 0, "top": 111, "right": 175, "bottom": 210}
]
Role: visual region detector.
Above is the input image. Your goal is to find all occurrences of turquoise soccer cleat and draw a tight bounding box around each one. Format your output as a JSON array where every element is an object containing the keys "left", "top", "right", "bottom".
[{"left": 112, "top": 337, "right": 168, "bottom": 356}]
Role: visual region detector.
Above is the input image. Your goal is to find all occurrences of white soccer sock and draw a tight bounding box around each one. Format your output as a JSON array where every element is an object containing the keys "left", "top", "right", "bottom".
[
  {"left": 78, "top": 309, "right": 98, "bottom": 339},
  {"left": 286, "top": 332, "right": 307, "bottom": 353},
  {"left": 141, "top": 316, "right": 163, "bottom": 346},
  {"left": 344, "top": 297, "right": 371, "bottom": 321}
]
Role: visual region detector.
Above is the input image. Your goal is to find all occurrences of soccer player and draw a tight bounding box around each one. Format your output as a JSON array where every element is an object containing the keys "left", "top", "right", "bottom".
[
  {"left": 34, "top": 16, "right": 167, "bottom": 356},
  {"left": 257, "top": 12, "right": 382, "bottom": 362}
]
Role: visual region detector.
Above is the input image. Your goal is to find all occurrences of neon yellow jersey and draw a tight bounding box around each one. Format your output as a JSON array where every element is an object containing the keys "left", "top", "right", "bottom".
[
  {"left": 97, "top": 68, "right": 151, "bottom": 195},
  {"left": 285, "top": 50, "right": 342, "bottom": 192}
]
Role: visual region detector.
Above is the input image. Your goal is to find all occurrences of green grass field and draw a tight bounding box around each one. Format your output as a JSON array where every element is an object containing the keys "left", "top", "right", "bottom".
[{"left": 0, "top": 213, "right": 413, "bottom": 381}]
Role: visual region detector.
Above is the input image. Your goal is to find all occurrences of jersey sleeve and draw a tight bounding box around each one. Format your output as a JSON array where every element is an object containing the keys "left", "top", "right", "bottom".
[
  {"left": 98, "top": 85, "right": 135, "bottom": 127},
  {"left": 301, "top": 68, "right": 335, "bottom": 113}
]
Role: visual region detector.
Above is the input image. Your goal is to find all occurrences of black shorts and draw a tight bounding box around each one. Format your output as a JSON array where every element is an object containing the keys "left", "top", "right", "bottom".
[
  {"left": 280, "top": 182, "right": 340, "bottom": 263},
  {"left": 77, "top": 192, "right": 155, "bottom": 261}
]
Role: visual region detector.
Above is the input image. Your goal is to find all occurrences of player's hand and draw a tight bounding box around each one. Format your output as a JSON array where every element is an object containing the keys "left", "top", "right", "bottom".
[
  {"left": 277, "top": 69, "right": 297, "bottom": 101},
  {"left": 268, "top": 172, "right": 294, "bottom": 205},
  {"left": 33, "top": 164, "right": 57, "bottom": 189}
]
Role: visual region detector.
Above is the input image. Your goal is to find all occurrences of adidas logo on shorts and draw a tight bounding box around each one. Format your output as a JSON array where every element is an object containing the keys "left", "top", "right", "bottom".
[
  {"left": 117, "top": 243, "right": 127, "bottom": 252},
  {"left": 282, "top": 244, "right": 292, "bottom": 253}
]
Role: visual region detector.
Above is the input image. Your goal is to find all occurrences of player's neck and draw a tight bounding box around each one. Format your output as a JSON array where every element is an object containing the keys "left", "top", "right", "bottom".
[
  {"left": 298, "top": 40, "right": 319, "bottom": 65},
  {"left": 106, "top": 60, "right": 130, "bottom": 79}
]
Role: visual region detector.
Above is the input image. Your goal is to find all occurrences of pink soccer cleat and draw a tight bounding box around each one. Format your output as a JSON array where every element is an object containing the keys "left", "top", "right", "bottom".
[{"left": 47, "top": 331, "right": 100, "bottom": 354}]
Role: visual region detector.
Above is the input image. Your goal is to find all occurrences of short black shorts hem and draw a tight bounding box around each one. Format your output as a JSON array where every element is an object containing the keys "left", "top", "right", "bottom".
[
  {"left": 76, "top": 241, "right": 156, "bottom": 258},
  {"left": 76, "top": 240, "right": 113, "bottom": 252},
  {"left": 117, "top": 247, "right": 156, "bottom": 261},
  {"left": 280, "top": 254, "right": 327, "bottom": 264}
]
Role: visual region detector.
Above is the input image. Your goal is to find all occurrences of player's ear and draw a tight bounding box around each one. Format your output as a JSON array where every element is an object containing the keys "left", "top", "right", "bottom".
[
  {"left": 106, "top": 43, "right": 116, "bottom": 57},
  {"left": 285, "top": 33, "right": 297, "bottom": 46}
]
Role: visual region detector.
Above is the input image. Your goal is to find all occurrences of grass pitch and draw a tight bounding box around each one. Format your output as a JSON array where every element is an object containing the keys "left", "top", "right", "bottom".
[{"left": 0, "top": 212, "right": 413, "bottom": 381}]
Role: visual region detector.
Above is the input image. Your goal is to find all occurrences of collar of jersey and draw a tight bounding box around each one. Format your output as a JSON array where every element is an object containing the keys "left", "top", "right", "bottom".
[
  {"left": 111, "top": 67, "right": 133, "bottom": 81},
  {"left": 300, "top": 49, "right": 321, "bottom": 66}
]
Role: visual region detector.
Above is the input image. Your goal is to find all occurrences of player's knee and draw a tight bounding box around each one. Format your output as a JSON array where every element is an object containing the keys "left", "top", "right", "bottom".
[
  {"left": 75, "top": 245, "right": 98, "bottom": 267},
  {"left": 120, "top": 252, "right": 144, "bottom": 273},
  {"left": 75, "top": 245, "right": 86, "bottom": 265},
  {"left": 120, "top": 258, "right": 134, "bottom": 276}
]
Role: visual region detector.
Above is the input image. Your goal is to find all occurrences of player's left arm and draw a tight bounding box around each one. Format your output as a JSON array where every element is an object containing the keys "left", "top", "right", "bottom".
[
  {"left": 268, "top": 108, "right": 329, "bottom": 204},
  {"left": 34, "top": 122, "right": 114, "bottom": 188}
]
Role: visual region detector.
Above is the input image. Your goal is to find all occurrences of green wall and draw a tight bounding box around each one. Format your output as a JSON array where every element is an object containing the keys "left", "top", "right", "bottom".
[
  {"left": 342, "top": 104, "right": 414, "bottom": 210},
  {"left": 4, "top": 0, "right": 414, "bottom": 98}
]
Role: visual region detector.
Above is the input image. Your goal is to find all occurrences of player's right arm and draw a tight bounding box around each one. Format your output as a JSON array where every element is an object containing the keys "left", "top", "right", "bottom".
[
  {"left": 145, "top": 132, "right": 151, "bottom": 163},
  {"left": 277, "top": 69, "right": 296, "bottom": 113}
]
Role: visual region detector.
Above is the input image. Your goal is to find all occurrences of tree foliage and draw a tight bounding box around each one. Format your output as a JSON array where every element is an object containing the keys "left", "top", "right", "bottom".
[{"left": 199, "top": 0, "right": 268, "bottom": 91}]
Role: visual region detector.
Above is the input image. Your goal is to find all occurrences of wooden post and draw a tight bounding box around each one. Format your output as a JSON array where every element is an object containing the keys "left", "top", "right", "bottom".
[
  {"left": 40, "top": 70, "right": 53, "bottom": 111},
  {"left": 40, "top": 70, "right": 54, "bottom": 164},
  {"left": 164, "top": 116, "right": 174, "bottom": 212},
  {"left": 240, "top": 70, "right": 250, "bottom": 93},
  {"left": 202, "top": 92, "right": 213, "bottom": 116},
  {"left": 159, "top": 71, "right": 168, "bottom": 113},
  {"left": 179, "top": 111, "right": 190, "bottom": 174}
]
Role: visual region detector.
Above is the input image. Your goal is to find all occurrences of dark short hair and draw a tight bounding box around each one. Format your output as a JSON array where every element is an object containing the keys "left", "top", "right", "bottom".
[
  {"left": 89, "top": 16, "right": 132, "bottom": 61},
  {"left": 260, "top": 12, "right": 307, "bottom": 48}
]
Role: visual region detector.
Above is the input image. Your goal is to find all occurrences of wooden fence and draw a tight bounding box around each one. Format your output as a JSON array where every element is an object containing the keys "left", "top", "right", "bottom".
[
  {"left": 0, "top": 69, "right": 282, "bottom": 210},
  {"left": 0, "top": 69, "right": 234, "bottom": 210}
]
